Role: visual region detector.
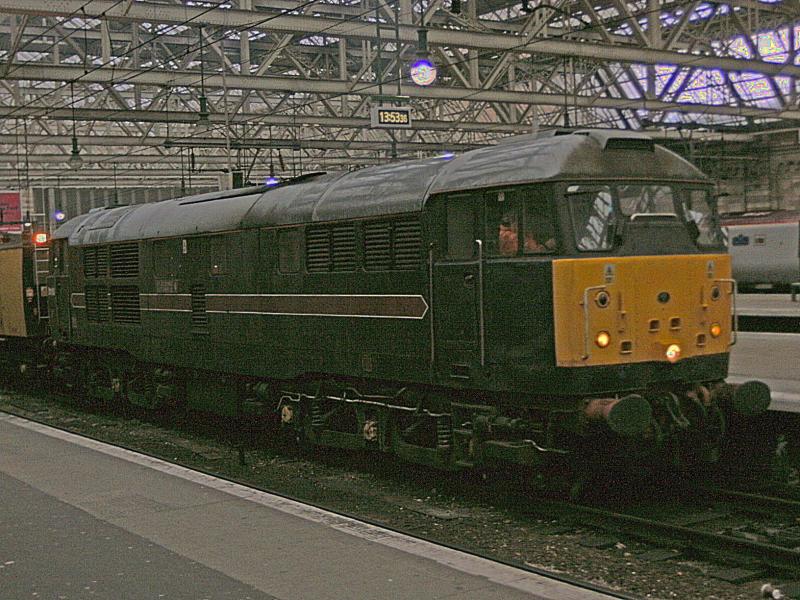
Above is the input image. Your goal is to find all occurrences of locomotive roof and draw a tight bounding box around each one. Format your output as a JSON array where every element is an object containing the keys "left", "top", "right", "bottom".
[{"left": 56, "top": 129, "right": 707, "bottom": 246}]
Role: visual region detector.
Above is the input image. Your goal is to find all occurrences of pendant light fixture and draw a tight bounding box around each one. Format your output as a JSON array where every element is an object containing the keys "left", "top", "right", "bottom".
[
  {"left": 197, "top": 27, "right": 209, "bottom": 124},
  {"left": 68, "top": 82, "right": 83, "bottom": 169}
]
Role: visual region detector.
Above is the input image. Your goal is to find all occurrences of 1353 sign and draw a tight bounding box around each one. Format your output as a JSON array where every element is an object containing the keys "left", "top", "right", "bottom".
[{"left": 370, "top": 106, "right": 413, "bottom": 129}]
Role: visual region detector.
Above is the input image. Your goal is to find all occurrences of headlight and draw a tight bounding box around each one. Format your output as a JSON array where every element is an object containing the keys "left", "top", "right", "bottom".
[
  {"left": 665, "top": 344, "right": 681, "bottom": 363},
  {"left": 595, "top": 331, "right": 611, "bottom": 348},
  {"left": 710, "top": 323, "right": 722, "bottom": 338}
]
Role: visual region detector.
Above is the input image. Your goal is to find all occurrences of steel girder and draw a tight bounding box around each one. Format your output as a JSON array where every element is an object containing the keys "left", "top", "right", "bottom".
[{"left": 0, "top": 0, "right": 798, "bottom": 188}]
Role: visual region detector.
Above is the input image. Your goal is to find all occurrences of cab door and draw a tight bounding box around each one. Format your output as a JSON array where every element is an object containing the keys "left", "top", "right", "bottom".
[
  {"left": 47, "top": 240, "right": 72, "bottom": 340},
  {"left": 432, "top": 193, "right": 483, "bottom": 381}
]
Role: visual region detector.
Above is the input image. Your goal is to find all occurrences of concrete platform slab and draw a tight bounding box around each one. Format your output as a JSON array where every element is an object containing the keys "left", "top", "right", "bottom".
[
  {"left": 0, "top": 414, "right": 616, "bottom": 600},
  {"left": 730, "top": 332, "right": 800, "bottom": 412}
]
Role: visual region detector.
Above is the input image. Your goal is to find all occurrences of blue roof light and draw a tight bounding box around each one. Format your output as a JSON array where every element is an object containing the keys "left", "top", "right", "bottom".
[
  {"left": 265, "top": 176, "right": 280, "bottom": 186},
  {"left": 410, "top": 58, "right": 438, "bottom": 86},
  {"left": 53, "top": 210, "right": 66, "bottom": 222}
]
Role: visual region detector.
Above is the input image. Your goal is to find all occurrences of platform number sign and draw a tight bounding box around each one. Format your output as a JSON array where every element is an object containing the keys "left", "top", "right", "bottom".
[{"left": 370, "top": 106, "right": 412, "bottom": 129}]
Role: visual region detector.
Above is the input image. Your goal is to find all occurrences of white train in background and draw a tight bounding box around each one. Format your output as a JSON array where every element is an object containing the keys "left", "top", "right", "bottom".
[{"left": 721, "top": 210, "right": 800, "bottom": 290}]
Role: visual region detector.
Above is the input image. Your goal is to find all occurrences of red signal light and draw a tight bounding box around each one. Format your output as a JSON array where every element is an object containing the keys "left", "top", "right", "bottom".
[{"left": 33, "top": 232, "right": 48, "bottom": 245}]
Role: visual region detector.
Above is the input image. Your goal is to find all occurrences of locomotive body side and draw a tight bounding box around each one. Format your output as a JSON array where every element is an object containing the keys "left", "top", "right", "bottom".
[{"left": 41, "top": 130, "right": 770, "bottom": 470}]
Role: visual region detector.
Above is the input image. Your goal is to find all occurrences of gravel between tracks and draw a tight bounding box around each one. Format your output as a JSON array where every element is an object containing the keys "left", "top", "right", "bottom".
[{"left": 1, "top": 389, "right": 795, "bottom": 600}]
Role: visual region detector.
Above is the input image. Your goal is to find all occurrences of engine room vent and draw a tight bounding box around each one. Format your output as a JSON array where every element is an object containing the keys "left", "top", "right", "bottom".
[
  {"left": 393, "top": 219, "right": 422, "bottom": 270},
  {"left": 364, "top": 218, "right": 421, "bottom": 271},
  {"left": 331, "top": 225, "right": 357, "bottom": 272},
  {"left": 110, "top": 286, "right": 140, "bottom": 324},
  {"left": 191, "top": 285, "right": 209, "bottom": 332},
  {"left": 110, "top": 243, "right": 139, "bottom": 278},
  {"left": 306, "top": 227, "right": 331, "bottom": 273},
  {"left": 83, "top": 246, "right": 109, "bottom": 278},
  {"left": 85, "top": 286, "right": 110, "bottom": 323},
  {"left": 364, "top": 223, "right": 392, "bottom": 270}
]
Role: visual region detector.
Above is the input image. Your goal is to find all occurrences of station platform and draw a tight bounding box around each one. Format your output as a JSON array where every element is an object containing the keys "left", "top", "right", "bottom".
[
  {"left": 0, "top": 413, "right": 616, "bottom": 600},
  {"left": 730, "top": 332, "right": 800, "bottom": 413},
  {"left": 739, "top": 294, "right": 800, "bottom": 318}
]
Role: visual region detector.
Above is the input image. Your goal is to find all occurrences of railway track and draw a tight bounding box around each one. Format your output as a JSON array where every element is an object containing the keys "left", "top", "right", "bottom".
[
  {"left": 700, "top": 486, "right": 800, "bottom": 516},
  {"left": 534, "top": 490, "right": 800, "bottom": 575}
]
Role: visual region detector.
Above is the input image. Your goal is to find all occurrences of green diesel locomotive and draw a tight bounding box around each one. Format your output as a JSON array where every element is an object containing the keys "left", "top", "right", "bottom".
[{"left": 45, "top": 129, "right": 770, "bottom": 469}]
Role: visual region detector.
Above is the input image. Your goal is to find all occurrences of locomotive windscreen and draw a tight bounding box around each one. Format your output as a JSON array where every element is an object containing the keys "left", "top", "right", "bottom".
[{"left": 567, "top": 183, "right": 724, "bottom": 252}]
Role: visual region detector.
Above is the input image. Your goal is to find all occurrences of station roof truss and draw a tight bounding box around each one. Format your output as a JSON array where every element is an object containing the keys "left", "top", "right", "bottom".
[{"left": 0, "top": 0, "right": 797, "bottom": 187}]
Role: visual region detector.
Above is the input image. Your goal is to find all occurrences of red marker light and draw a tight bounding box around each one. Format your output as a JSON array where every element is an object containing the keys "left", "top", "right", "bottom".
[{"left": 33, "top": 232, "right": 48, "bottom": 245}]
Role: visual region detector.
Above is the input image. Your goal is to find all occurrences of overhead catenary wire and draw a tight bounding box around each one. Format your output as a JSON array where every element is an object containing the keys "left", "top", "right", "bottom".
[
  {"left": 1, "top": 0, "right": 779, "bottom": 180},
  {"left": 128, "top": 0, "right": 766, "bottom": 152},
  {"left": 3, "top": 0, "right": 775, "bottom": 130},
  {"left": 2, "top": 0, "right": 127, "bottom": 80}
]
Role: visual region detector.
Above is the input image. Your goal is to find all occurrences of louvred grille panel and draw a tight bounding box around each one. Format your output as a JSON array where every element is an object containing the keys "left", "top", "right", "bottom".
[
  {"left": 110, "top": 286, "right": 140, "bottom": 324},
  {"left": 110, "top": 243, "right": 139, "bottom": 278},
  {"left": 85, "top": 286, "right": 109, "bottom": 322},
  {"left": 331, "top": 225, "right": 356, "bottom": 272},
  {"left": 191, "top": 285, "right": 208, "bottom": 332},
  {"left": 306, "top": 228, "right": 331, "bottom": 273},
  {"left": 393, "top": 219, "right": 422, "bottom": 270},
  {"left": 364, "top": 223, "right": 392, "bottom": 271}
]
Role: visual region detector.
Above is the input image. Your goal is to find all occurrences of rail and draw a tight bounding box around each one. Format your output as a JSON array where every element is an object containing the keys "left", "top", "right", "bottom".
[{"left": 533, "top": 496, "right": 800, "bottom": 572}]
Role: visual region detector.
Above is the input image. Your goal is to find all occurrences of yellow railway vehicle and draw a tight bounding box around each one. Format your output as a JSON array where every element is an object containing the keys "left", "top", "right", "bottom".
[{"left": 0, "top": 230, "right": 50, "bottom": 375}]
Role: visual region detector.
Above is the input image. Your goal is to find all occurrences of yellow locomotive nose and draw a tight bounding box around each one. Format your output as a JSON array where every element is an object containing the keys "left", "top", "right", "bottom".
[{"left": 552, "top": 254, "right": 732, "bottom": 367}]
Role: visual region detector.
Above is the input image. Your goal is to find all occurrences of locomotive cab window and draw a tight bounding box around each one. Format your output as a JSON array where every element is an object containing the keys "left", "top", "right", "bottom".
[
  {"left": 568, "top": 185, "right": 616, "bottom": 252},
  {"left": 486, "top": 188, "right": 557, "bottom": 257},
  {"left": 568, "top": 183, "right": 724, "bottom": 252},
  {"left": 682, "top": 189, "right": 724, "bottom": 248},
  {"left": 617, "top": 184, "right": 676, "bottom": 218},
  {"left": 487, "top": 191, "right": 519, "bottom": 257},
  {"left": 446, "top": 196, "right": 479, "bottom": 260}
]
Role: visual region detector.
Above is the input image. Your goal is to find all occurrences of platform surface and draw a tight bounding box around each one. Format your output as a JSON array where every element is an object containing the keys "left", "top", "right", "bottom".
[
  {"left": 739, "top": 294, "right": 800, "bottom": 317},
  {"left": 0, "top": 413, "right": 614, "bottom": 600},
  {"left": 729, "top": 332, "right": 800, "bottom": 413}
]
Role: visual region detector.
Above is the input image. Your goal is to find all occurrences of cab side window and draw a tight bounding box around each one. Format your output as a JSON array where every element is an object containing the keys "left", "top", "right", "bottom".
[
  {"left": 486, "top": 191, "right": 519, "bottom": 257},
  {"left": 522, "top": 190, "right": 557, "bottom": 254},
  {"left": 446, "top": 196, "right": 478, "bottom": 260}
]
